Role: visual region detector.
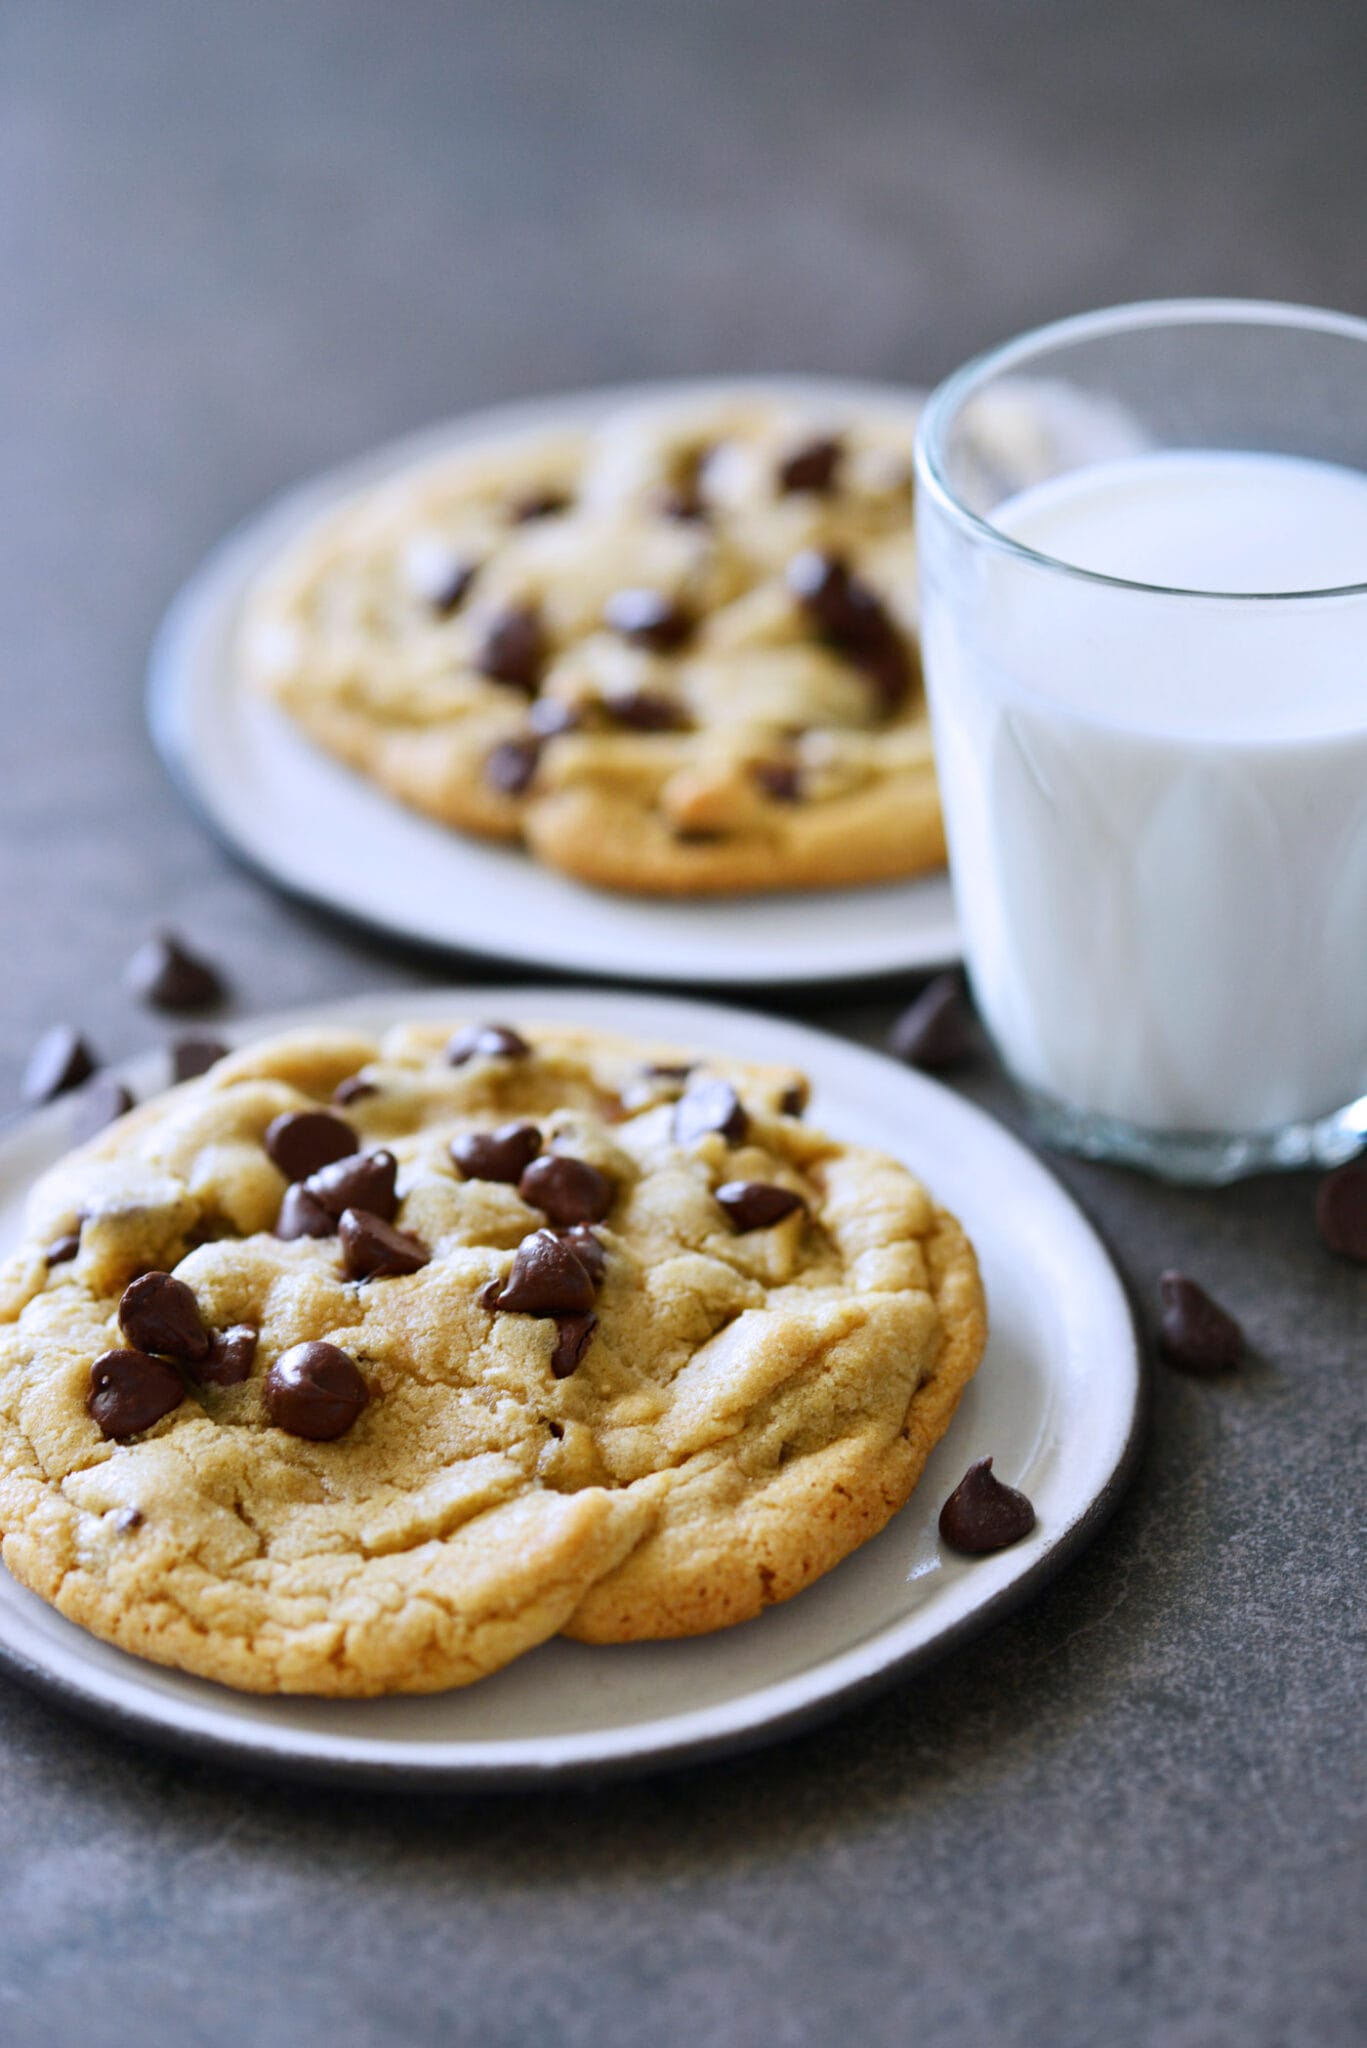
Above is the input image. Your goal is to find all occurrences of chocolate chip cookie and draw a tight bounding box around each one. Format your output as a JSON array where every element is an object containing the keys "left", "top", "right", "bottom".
[
  {"left": 239, "top": 392, "right": 942, "bottom": 894},
  {"left": 0, "top": 1021, "right": 985, "bottom": 1694}
]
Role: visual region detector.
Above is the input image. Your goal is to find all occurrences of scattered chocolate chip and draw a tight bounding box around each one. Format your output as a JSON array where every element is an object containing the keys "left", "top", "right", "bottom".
[
  {"left": 113, "top": 1506, "right": 144, "bottom": 1533},
  {"left": 45, "top": 1231, "right": 81, "bottom": 1267},
  {"left": 551, "top": 1312, "right": 597, "bottom": 1379},
  {"left": 1157, "top": 1272, "right": 1244, "bottom": 1372},
  {"left": 275, "top": 1182, "right": 336, "bottom": 1240},
  {"left": 339, "top": 1208, "right": 430, "bottom": 1281},
  {"left": 22, "top": 1025, "right": 96, "bottom": 1105},
  {"left": 509, "top": 488, "right": 570, "bottom": 523},
  {"left": 518, "top": 1154, "right": 613, "bottom": 1228},
  {"left": 777, "top": 434, "right": 843, "bottom": 495},
  {"left": 451, "top": 1121, "right": 542, "bottom": 1184},
  {"left": 603, "top": 587, "right": 692, "bottom": 651},
  {"left": 485, "top": 735, "right": 542, "bottom": 795},
  {"left": 889, "top": 973, "right": 975, "bottom": 1070},
  {"left": 939, "top": 1457, "right": 1037, "bottom": 1554},
  {"left": 445, "top": 1023, "right": 531, "bottom": 1066},
  {"left": 332, "top": 1074, "right": 378, "bottom": 1107},
  {"left": 264, "top": 1341, "right": 369, "bottom": 1441},
  {"left": 780, "top": 1084, "right": 806, "bottom": 1117},
  {"left": 475, "top": 604, "right": 544, "bottom": 692},
  {"left": 752, "top": 760, "right": 801, "bottom": 802},
  {"left": 715, "top": 1181, "right": 806, "bottom": 1232},
  {"left": 263, "top": 1110, "right": 357, "bottom": 1182},
  {"left": 786, "top": 550, "right": 911, "bottom": 711},
  {"left": 119, "top": 1271, "right": 210, "bottom": 1363},
  {"left": 427, "top": 558, "right": 477, "bottom": 615},
  {"left": 557, "top": 1224, "right": 607, "bottom": 1286},
  {"left": 70, "top": 1075, "right": 135, "bottom": 1143},
  {"left": 172, "top": 1035, "right": 230, "bottom": 1082},
  {"left": 528, "top": 697, "right": 580, "bottom": 738},
  {"left": 674, "top": 1077, "right": 748, "bottom": 1147},
  {"left": 1315, "top": 1159, "right": 1367, "bottom": 1262},
  {"left": 125, "top": 931, "right": 225, "bottom": 1011},
  {"left": 495, "top": 1229, "right": 596, "bottom": 1316},
  {"left": 194, "top": 1324, "right": 258, "bottom": 1388},
  {"left": 87, "top": 1348, "right": 185, "bottom": 1440},
  {"left": 306, "top": 1149, "right": 398, "bottom": 1223},
  {"left": 604, "top": 687, "right": 691, "bottom": 731}
]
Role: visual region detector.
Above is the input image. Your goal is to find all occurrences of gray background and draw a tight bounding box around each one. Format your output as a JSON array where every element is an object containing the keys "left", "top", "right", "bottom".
[{"left": 1, "top": 4, "right": 1364, "bottom": 2044}]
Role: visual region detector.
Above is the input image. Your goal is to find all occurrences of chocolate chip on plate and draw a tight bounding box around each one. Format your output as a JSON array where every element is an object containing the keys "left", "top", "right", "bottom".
[
  {"left": 332, "top": 1074, "right": 378, "bottom": 1107},
  {"left": 776, "top": 434, "right": 843, "bottom": 495},
  {"left": 264, "top": 1341, "right": 369, "bottom": 1441},
  {"left": 1157, "top": 1272, "right": 1244, "bottom": 1372},
  {"left": 518, "top": 1154, "right": 613, "bottom": 1228},
  {"left": 119, "top": 1271, "right": 210, "bottom": 1362},
  {"left": 445, "top": 1023, "right": 531, "bottom": 1066},
  {"left": 889, "top": 973, "right": 975, "bottom": 1070},
  {"left": 752, "top": 760, "right": 801, "bottom": 802},
  {"left": 263, "top": 1109, "right": 357, "bottom": 1182},
  {"left": 484, "top": 735, "right": 542, "bottom": 795},
  {"left": 715, "top": 1181, "right": 806, "bottom": 1232},
  {"left": 306, "top": 1148, "right": 398, "bottom": 1223},
  {"left": 603, "top": 588, "right": 692, "bottom": 651},
  {"left": 1315, "top": 1159, "right": 1367, "bottom": 1262},
  {"left": 338, "top": 1208, "right": 430, "bottom": 1281},
  {"left": 21, "top": 1024, "right": 96, "bottom": 1104},
  {"left": 275, "top": 1182, "right": 336, "bottom": 1240},
  {"left": 509, "top": 488, "right": 570, "bottom": 523},
  {"left": 604, "top": 688, "right": 691, "bottom": 732},
  {"left": 558, "top": 1224, "right": 607, "bottom": 1286},
  {"left": 674, "top": 1077, "right": 748, "bottom": 1147},
  {"left": 494, "top": 1229, "right": 596, "bottom": 1317},
  {"left": 172, "top": 1035, "right": 230, "bottom": 1083},
  {"left": 451, "top": 1121, "right": 542, "bottom": 1184},
  {"left": 193, "top": 1324, "right": 258, "bottom": 1388},
  {"left": 45, "top": 1230, "right": 82, "bottom": 1267},
  {"left": 939, "top": 1457, "right": 1037, "bottom": 1554},
  {"left": 475, "top": 604, "right": 545, "bottom": 692},
  {"left": 551, "top": 1312, "right": 597, "bottom": 1379},
  {"left": 87, "top": 1348, "right": 185, "bottom": 1440},
  {"left": 125, "top": 931, "right": 226, "bottom": 1011},
  {"left": 70, "top": 1075, "right": 135, "bottom": 1143}
]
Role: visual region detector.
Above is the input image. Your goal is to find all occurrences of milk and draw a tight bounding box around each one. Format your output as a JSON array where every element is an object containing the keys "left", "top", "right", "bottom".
[{"left": 920, "top": 450, "right": 1367, "bottom": 1138}]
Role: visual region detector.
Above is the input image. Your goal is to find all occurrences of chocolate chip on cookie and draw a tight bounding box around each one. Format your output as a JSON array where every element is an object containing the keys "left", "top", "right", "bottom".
[
  {"left": 603, "top": 588, "right": 692, "bottom": 651},
  {"left": 509, "top": 488, "right": 570, "bottom": 523},
  {"left": 87, "top": 1349, "right": 185, "bottom": 1440},
  {"left": 557, "top": 1223, "right": 607, "bottom": 1286},
  {"left": 752, "top": 760, "right": 801, "bottom": 802},
  {"left": 518, "top": 1154, "right": 613, "bottom": 1227},
  {"left": 1157, "top": 1273, "right": 1244, "bottom": 1372},
  {"left": 113, "top": 1506, "right": 144, "bottom": 1533},
  {"left": 126, "top": 931, "right": 226, "bottom": 1011},
  {"left": 1315, "top": 1158, "right": 1367, "bottom": 1262},
  {"left": 307, "top": 1148, "right": 399, "bottom": 1223},
  {"left": 264, "top": 1110, "right": 357, "bottom": 1182},
  {"left": 193, "top": 1324, "right": 258, "bottom": 1388},
  {"left": 889, "top": 973, "right": 975, "bottom": 1071},
  {"left": 674, "top": 1077, "right": 748, "bottom": 1147},
  {"left": 715, "top": 1181, "right": 806, "bottom": 1232},
  {"left": 71, "top": 1075, "right": 135, "bottom": 1143},
  {"left": 172, "top": 1035, "right": 230, "bottom": 1082},
  {"left": 484, "top": 735, "right": 542, "bottom": 795},
  {"left": 427, "top": 558, "right": 478, "bottom": 615},
  {"left": 777, "top": 434, "right": 843, "bottom": 495},
  {"left": 44, "top": 1231, "right": 82, "bottom": 1267},
  {"left": 475, "top": 604, "right": 545, "bottom": 693},
  {"left": 494, "top": 1228, "right": 597, "bottom": 1316},
  {"left": 445, "top": 1023, "right": 531, "bottom": 1066},
  {"left": 332, "top": 1074, "right": 378, "bottom": 1107},
  {"left": 551, "top": 1312, "right": 597, "bottom": 1379},
  {"left": 275, "top": 1181, "right": 335, "bottom": 1239},
  {"left": 22, "top": 1024, "right": 96, "bottom": 1105},
  {"left": 780, "top": 1083, "right": 807, "bottom": 1117},
  {"left": 786, "top": 550, "right": 911, "bottom": 712},
  {"left": 338, "top": 1208, "right": 430, "bottom": 1281},
  {"left": 939, "top": 1458, "right": 1036, "bottom": 1554},
  {"left": 604, "top": 688, "right": 691, "bottom": 732},
  {"left": 119, "top": 1271, "right": 210, "bottom": 1362},
  {"left": 451, "top": 1121, "right": 542, "bottom": 1184},
  {"left": 264, "top": 1342, "right": 369, "bottom": 1441}
]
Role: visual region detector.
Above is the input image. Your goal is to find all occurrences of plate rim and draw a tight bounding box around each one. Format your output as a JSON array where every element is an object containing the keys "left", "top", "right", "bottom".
[
  {"left": 0, "top": 986, "right": 1145, "bottom": 1787},
  {"left": 145, "top": 372, "right": 961, "bottom": 992}
]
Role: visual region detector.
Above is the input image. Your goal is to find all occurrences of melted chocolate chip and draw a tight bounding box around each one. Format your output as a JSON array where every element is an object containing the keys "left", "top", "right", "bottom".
[
  {"left": 451, "top": 1121, "right": 542, "bottom": 1184},
  {"left": 113, "top": 1506, "right": 144, "bottom": 1533},
  {"left": 777, "top": 434, "right": 843, "bottom": 495},
  {"left": 427, "top": 558, "right": 477, "bottom": 615},
  {"left": 495, "top": 1229, "right": 596, "bottom": 1316},
  {"left": 71, "top": 1075, "right": 135, "bottom": 1142},
  {"left": 307, "top": 1149, "right": 398, "bottom": 1223},
  {"left": 752, "top": 759, "right": 801, "bottom": 802},
  {"left": 509, "top": 488, "right": 570, "bottom": 523},
  {"left": 475, "top": 604, "right": 544, "bottom": 692},
  {"left": 45, "top": 1231, "right": 81, "bottom": 1267},
  {"left": 445, "top": 1023, "right": 531, "bottom": 1066},
  {"left": 264, "top": 1110, "right": 357, "bottom": 1182},
  {"left": 939, "top": 1457, "right": 1036, "bottom": 1554},
  {"left": 332, "top": 1074, "right": 378, "bottom": 1107},
  {"left": 603, "top": 587, "right": 692, "bottom": 650},
  {"left": 786, "top": 549, "right": 911, "bottom": 711},
  {"left": 338, "top": 1208, "right": 430, "bottom": 1281},
  {"left": 1158, "top": 1272, "right": 1244, "bottom": 1372},
  {"left": 275, "top": 1182, "right": 335, "bottom": 1240},
  {"left": 172, "top": 1035, "right": 230, "bottom": 1082},
  {"left": 264, "top": 1341, "right": 369, "bottom": 1441},
  {"left": 1315, "top": 1159, "right": 1367, "bottom": 1262},
  {"left": 604, "top": 688, "right": 691, "bottom": 731},
  {"left": 715, "top": 1181, "right": 806, "bottom": 1232},
  {"left": 528, "top": 697, "right": 580, "bottom": 738},
  {"left": 119, "top": 1271, "right": 210, "bottom": 1363},
  {"left": 125, "top": 931, "right": 225, "bottom": 1011},
  {"left": 889, "top": 973, "right": 975, "bottom": 1070},
  {"left": 485, "top": 735, "right": 542, "bottom": 795},
  {"left": 87, "top": 1349, "right": 185, "bottom": 1440},
  {"left": 674, "top": 1077, "right": 748, "bottom": 1147},
  {"left": 558, "top": 1224, "right": 607, "bottom": 1286},
  {"left": 551, "top": 1312, "right": 597, "bottom": 1379},
  {"left": 22, "top": 1024, "right": 96, "bottom": 1104},
  {"left": 518, "top": 1154, "right": 613, "bottom": 1228},
  {"left": 194, "top": 1324, "right": 258, "bottom": 1388}
]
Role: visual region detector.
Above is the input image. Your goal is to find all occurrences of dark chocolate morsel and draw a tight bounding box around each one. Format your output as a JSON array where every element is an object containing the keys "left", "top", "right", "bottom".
[
  {"left": 674, "top": 1077, "right": 748, "bottom": 1147},
  {"left": 715, "top": 1181, "right": 806, "bottom": 1232},
  {"left": 648, "top": 1062, "right": 694, "bottom": 1081},
  {"left": 485, "top": 735, "right": 542, "bottom": 795},
  {"left": 780, "top": 1083, "right": 806, "bottom": 1117},
  {"left": 475, "top": 604, "right": 544, "bottom": 692},
  {"left": 752, "top": 760, "right": 801, "bottom": 802},
  {"left": 332, "top": 1074, "right": 378, "bottom": 1107},
  {"left": 495, "top": 1229, "right": 596, "bottom": 1316},
  {"left": 786, "top": 549, "right": 911, "bottom": 711},
  {"left": 889, "top": 973, "right": 975, "bottom": 1070},
  {"left": 558, "top": 1224, "right": 607, "bottom": 1286},
  {"left": 939, "top": 1457, "right": 1036, "bottom": 1554},
  {"left": 1315, "top": 1159, "right": 1367, "bottom": 1262},
  {"left": 264, "top": 1341, "right": 369, "bottom": 1441},
  {"left": 777, "top": 434, "right": 843, "bottom": 495},
  {"left": 509, "top": 488, "right": 570, "bottom": 523},
  {"left": 263, "top": 1110, "right": 357, "bottom": 1182},
  {"left": 113, "top": 1506, "right": 145, "bottom": 1533},
  {"left": 22, "top": 1024, "right": 96, "bottom": 1104},
  {"left": 119, "top": 1271, "right": 210, "bottom": 1363},
  {"left": 71, "top": 1075, "right": 135, "bottom": 1143},
  {"left": 274, "top": 1182, "right": 336, "bottom": 1240},
  {"left": 551, "top": 1312, "right": 597, "bottom": 1379},
  {"left": 1157, "top": 1272, "right": 1244, "bottom": 1372},
  {"left": 172, "top": 1035, "right": 230, "bottom": 1083},
  {"left": 193, "top": 1324, "right": 258, "bottom": 1388},
  {"left": 604, "top": 688, "right": 691, "bottom": 732},
  {"left": 451, "top": 1121, "right": 542, "bottom": 1184},
  {"left": 338, "top": 1208, "right": 430, "bottom": 1281},
  {"left": 125, "top": 931, "right": 226, "bottom": 1011},
  {"left": 44, "top": 1231, "right": 82, "bottom": 1267},
  {"left": 87, "top": 1349, "right": 185, "bottom": 1440},
  {"left": 445, "top": 1023, "right": 531, "bottom": 1066},
  {"left": 603, "top": 587, "right": 692, "bottom": 651},
  {"left": 306, "top": 1149, "right": 398, "bottom": 1222},
  {"left": 518, "top": 1154, "right": 613, "bottom": 1228}
]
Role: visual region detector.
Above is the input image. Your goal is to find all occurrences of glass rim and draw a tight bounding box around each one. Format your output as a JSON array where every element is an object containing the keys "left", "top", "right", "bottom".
[{"left": 913, "top": 297, "right": 1367, "bottom": 602}]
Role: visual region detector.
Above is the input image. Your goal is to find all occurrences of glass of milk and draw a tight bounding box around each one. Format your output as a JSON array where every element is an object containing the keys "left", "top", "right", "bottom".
[{"left": 914, "top": 300, "right": 1367, "bottom": 1182}]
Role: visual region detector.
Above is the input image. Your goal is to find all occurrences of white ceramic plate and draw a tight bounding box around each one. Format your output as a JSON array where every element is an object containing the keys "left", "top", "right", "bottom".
[
  {"left": 146, "top": 378, "right": 959, "bottom": 988},
  {"left": 0, "top": 988, "right": 1141, "bottom": 1785}
]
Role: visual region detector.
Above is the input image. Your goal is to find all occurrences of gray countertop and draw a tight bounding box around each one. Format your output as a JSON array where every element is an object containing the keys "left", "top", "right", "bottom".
[{"left": 0, "top": 4, "right": 1363, "bottom": 2043}]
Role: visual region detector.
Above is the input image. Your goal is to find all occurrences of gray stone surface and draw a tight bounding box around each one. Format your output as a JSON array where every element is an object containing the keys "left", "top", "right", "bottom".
[{"left": 0, "top": 3, "right": 1363, "bottom": 2043}]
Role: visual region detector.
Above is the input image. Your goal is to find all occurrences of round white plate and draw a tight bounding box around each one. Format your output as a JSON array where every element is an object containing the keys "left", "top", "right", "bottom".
[
  {"left": 147, "top": 377, "right": 959, "bottom": 988},
  {"left": 0, "top": 988, "right": 1141, "bottom": 1785}
]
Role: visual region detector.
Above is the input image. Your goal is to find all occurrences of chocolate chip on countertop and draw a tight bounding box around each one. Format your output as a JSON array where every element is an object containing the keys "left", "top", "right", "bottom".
[
  {"left": 551, "top": 1312, "right": 597, "bottom": 1379},
  {"left": 87, "top": 1349, "right": 185, "bottom": 1440},
  {"left": 332, "top": 1074, "right": 378, "bottom": 1107},
  {"left": 777, "top": 434, "right": 843, "bottom": 495},
  {"left": 674, "top": 1077, "right": 748, "bottom": 1147},
  {"left": 484, "top": 735, "right": 542, "bottom": 795},
  {"left": 451, "top": 1121, "right": 542, "bottom": 1184},
  {"left": 44, "top": 1231, "right": 81, "bottom": 1267},
  {"left": 275, "top": 1182, "right": 336, "bottom": 1240},
  {"left": 1157, "top": 1272, "right": 1244, "bottom": 1372},
  {"left": 518, "top": 1154, "right": 613, "bottom": 1228},
  {"left": 494, "top": 1229, "right": 597, "bottom": 1317},
  {"left": 193, "top": 1324, "right": 258, "bottom": 1388},
  {"left": 475, "top": 604, "right": 545, "bottom": 692},
  {"left": 889, "top": 973, "right": 975, "bottom": 1070},
  {"left": 509, "top": 488, "right": 570, "bottom": 523},
  {"left": 445, "top": 1023, "right": 531, "bottom": 1066},
  {"left": 306, "top": 1149, "right": 398, "bottom": 1223},
  {"left": 557, "top": 1224, "right": 607, "bottom": 1286},
  {"left": 338, "top": 1208, "right": 430, "bottom": 1281},
  {"left": 939, "top": 1457, "right": 1037, "bottom": 1554},
  {"left": 264, "top": 1341, "right": 369, "bottom": 1441},
  {"left": 715, "top": 1181, "right": 806, "bottom": 1232},
  {"left": 125, "top": 931, "right": 226, "bottom": 1011},
  {"left": 1315, "top": 1159, "right": 1367, "bottom": 1262},
  {"left": 119, "top": 1271, "right": 210, "bottom": 1363},
  {"left": 604, "top": 688, "right": 691, "bottom": 731},
  {"left": 752, "top": 760, "right": 801, "bottom": 802},
  {"left": 22, "top": 1024, "right": 96, "bottom": 1104},
  {"left": 172, "top": 1035, "right": 230, "bottom": 1083},
  {"left": 263, "top": 1110, "right": 357, "bottom": 1182},
  {"left": 603, "top": 588, "right": 692, "bottom": 651},
  {"left": 71, "top": 1075, "right": 135, "bottom": 1143}
]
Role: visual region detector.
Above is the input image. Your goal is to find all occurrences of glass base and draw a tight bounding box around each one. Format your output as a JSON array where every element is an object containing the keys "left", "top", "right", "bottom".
[{"left": 1019, "top": 1083, "right": 1367, "bottom": 1186}]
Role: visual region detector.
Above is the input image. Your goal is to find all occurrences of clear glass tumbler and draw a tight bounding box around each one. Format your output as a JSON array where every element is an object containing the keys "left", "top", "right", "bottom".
[{"left": 913, "top": 300, "right": 1367, "bottom": 1183}]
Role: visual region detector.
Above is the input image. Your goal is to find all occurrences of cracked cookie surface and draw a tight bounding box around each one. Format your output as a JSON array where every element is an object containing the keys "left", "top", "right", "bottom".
[
  {"left": 0, "top": 1022, "right": 985, "bottom": 1695},
  {"left": 239, "top": 392, "right": 942, "bottom": 895}
]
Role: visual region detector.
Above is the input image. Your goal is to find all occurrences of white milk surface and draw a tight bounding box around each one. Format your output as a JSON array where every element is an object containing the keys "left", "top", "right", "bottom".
[{"left": 922, "top": 449, "right": 1367, "bottom": 1132}]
